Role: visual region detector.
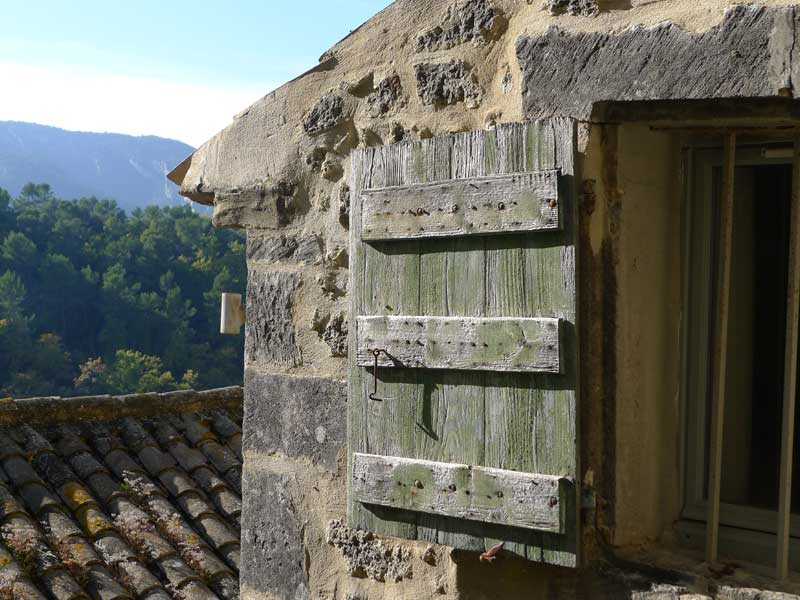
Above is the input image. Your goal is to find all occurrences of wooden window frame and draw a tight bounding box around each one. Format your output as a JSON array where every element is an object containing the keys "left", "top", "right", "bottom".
[{"left": 679, "top": 135, "right": 800, "bottom": 578}]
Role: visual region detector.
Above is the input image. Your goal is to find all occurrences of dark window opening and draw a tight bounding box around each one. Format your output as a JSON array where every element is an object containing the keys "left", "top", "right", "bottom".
[{"left": 703, "top": 163, "right": 798, "bottom": 512}]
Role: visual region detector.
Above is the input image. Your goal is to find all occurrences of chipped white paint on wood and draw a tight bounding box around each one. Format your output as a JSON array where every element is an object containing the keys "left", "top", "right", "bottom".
[
  {"left": 360, "top": 171, "right": 560, "bottom": 241},
  {"left": 357, "top": 315, "right": 561, "bottom": 373},
  {"left": 352, "top": 453, "right": 568, "bottom": 533}
]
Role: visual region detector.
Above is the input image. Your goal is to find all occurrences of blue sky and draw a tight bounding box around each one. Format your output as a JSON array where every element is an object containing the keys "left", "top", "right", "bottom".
[{"left": 0, "top": 1, "right": 393, "bottom": 146}]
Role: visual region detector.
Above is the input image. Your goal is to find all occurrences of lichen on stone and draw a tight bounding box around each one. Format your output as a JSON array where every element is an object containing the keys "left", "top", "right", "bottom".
[
  {"left": 416, "top": 0, "right": 507, "bottom": 52},
  {"left": 326, "top": 520, "right": 412, "bottom": 583}
]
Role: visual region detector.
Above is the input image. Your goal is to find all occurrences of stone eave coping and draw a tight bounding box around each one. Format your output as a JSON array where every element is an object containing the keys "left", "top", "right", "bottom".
[
  {"left": 164, "top": 0, "right": 396, "bottom": 201},
  {"left": 165, "top": 54, "right": 342, "bottom": 205},
  {"left": 0, "top": 386, "right": 243, "bottom": 426}
]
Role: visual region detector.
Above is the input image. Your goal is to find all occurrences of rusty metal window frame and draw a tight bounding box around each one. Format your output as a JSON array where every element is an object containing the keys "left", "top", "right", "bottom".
[{"left": 680, "top": 135, "right": 800, "bottom": 579}]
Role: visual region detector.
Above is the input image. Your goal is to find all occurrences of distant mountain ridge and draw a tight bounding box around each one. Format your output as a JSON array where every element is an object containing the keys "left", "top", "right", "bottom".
[{"left": 0, "top": 121, "right": 195, "bottom": 212}]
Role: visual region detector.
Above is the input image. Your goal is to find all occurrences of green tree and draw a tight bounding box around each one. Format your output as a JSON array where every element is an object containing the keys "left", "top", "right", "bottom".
[
  {"left": 97, "top": 350, "right": 196, "bottom": 394},
  {"left": 0, "top": 271, "right": 34, "bottom": 394},
  {"left": 0, "top": 189, "right": 245, "bottom": 397},
  {"left": 2, "top": 232, "right": 37, "bottom": 269},
  {"left": 18, "top": 183, "right": 54, "bottom": 202},
  {"left": 0, "top": 270, "right": 29, "bottom": 321}
]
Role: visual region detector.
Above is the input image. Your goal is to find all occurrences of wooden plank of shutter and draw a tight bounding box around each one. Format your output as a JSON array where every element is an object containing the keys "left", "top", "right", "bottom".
[
  {"left": 357, "top": 315, "right": 561, "bottom": 373},
  {"left": 361, "top": 170, "right": 560, "bottom": 241},
  {"left": 415, "top": 131, "right": 488, "bottom": 551},
  {"left": 349, "top": 143, "right": 422, "bottom": 540},
  {"left": 352, "top": 453, "right": 569, "bottom": 533},
  {"left": 483, "top": 122, "right": 577, "bottom": 564}
]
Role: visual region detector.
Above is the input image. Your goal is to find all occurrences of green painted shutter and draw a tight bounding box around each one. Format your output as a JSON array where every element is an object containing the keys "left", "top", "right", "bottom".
[{"left": 347, "top": 120, "right": 579, "bottom": 567}]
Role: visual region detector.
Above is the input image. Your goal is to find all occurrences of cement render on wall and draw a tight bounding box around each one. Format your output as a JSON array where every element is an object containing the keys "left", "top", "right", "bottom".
[{"left": 173, "top": 0, "right": 800, "bottom": 597}]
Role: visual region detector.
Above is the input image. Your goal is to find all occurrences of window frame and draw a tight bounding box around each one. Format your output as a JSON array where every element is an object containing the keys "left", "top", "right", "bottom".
[{"left": 679, "top": 137, "right": 800, "bottom": 576}]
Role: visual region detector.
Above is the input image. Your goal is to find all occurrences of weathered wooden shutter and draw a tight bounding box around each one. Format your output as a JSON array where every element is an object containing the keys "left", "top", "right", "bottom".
[{"left": 348, "top": 120, "right": 578, "bottom": 567}]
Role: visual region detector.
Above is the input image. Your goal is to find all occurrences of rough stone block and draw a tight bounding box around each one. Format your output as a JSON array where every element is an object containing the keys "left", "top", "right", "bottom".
[
  {"left": 213, "top": 182, "right": 297, "bottom": 230},
  {"left": 322, "top": 313, "right": 348, "bottom": 358},
  {"left": 247, "top": 234, "right": 321, "bottom": 264},
  {"left": 241, "top": 469, "right": 308, "bottom": 600},
  {"left": 245, "top": 271, "right": 302, "bottom": 368},
  {"left": 545, "top": 0, "right": 598, "bottom": 17},
  {"left": 326, "top": 519, "right": 413, "bottom": 583},
  {"left": 243, "top": 370, "right": 346, "bottom": 470},
  {"left": 338, "top": 182, "right": 351, "bottom": 229},
  {"left": 414, "top": 60, "right": 482, "bottom": 108},
  {"left": 516, "top": 5, "right": 791, "bottom": 120},
  {"left": 416, "top": 0, "right": 507, "bottom": 52},
  {"left": 366, "top": 74, "right": 405, "bottom": 118},
  {"left": 303, "top": 93, "right": 346, "bottom": 135}
]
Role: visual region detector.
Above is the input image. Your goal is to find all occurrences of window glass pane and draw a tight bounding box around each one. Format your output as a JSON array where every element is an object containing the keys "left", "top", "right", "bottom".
[{"left": 706, "top": 162, "right": 793, "bottom": 512}]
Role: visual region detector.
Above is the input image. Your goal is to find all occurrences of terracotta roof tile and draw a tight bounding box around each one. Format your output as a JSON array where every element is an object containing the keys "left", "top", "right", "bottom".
[
  {"left": 207, "top": 412, "right": 241, "bottom": 442},
  {"left": 176, "top": 493, "right": 214, "bottom": 521},
  {"left": 40, "top": 509, "right": 83, "bottom": 540},
  {"left": 74, "top": 505, "right": 115, "bottom": 538},
  {"left": 0, "top": 387, "right": 242, "bottom": 599},
  {"left": 18, "top": 482, "right": 62, "bottom": 517},
  {"left": 89, "top": 420, "right": 242, "bottom": 576},
  {"left": 207, "top": 489, "right": 241, "bottom": 529},
  {"left": 207, "top": 412, "right": 243, "bottom": 463},
  {"left": 162, "top": 443, "right": 207, "bottom": 475},
  {"left": 3, "top": 457, "right": 40, "bottom": 488},
  {"left": 198, "top": 442, "right": 240, "bottom": 482},
  {"left": 91, "top": 535, "right": 137, "bottom": 566},
  {"left": 173, "top": 579, "right": 220, "bottom": 600},
  {"left": 113, "top": 558, "right": 164, "bottom": 597},
  {"left": 101, "top": 451, "right": 143, "bottom": 479},
  {"left": 190, "top": 468, "right": 229, "bottom": 496},
  {"left": 83, "top": 567, "right": 131, "bottom": 600},
  {"left": 39, "top": 568, "right": 90, "bottom": 600}
]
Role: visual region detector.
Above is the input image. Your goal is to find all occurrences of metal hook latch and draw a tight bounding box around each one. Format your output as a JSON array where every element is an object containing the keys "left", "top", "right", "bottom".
[{"left": 368, "top": 348, "right": 395, "bottom": 401}]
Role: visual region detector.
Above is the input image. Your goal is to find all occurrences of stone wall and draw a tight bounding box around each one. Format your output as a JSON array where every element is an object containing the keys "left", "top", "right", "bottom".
[
  {"left": 173, "top": 0, "right": 800, "bottom": 598},
  {"left": 1, "top": 386, "right": 243, "bottom": 424}
]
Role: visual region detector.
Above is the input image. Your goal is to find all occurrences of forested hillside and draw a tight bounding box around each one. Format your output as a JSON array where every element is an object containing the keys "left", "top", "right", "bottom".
[{"left": 0, "top": 183, "right": 245, "bottom": 397}]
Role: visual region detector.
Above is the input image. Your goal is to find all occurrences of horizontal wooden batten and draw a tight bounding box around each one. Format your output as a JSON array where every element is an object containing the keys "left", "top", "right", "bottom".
[
  {"left": 360, "top": 171, "right": 560, "bottom": 241},
  {"left": 357, "top": 315, "right": 561, "bottom": 373},
  {"left": 353, "top": 453, "right": 568, "bottom": 533}
]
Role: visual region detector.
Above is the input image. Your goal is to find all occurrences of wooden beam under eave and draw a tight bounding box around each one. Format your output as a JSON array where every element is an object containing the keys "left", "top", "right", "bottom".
[
  {"left": 776, "top": 136, "right": 800, "bottom": 580},
  {"left": 706, "top": 132, "right": 736, "bottom": 564}
]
